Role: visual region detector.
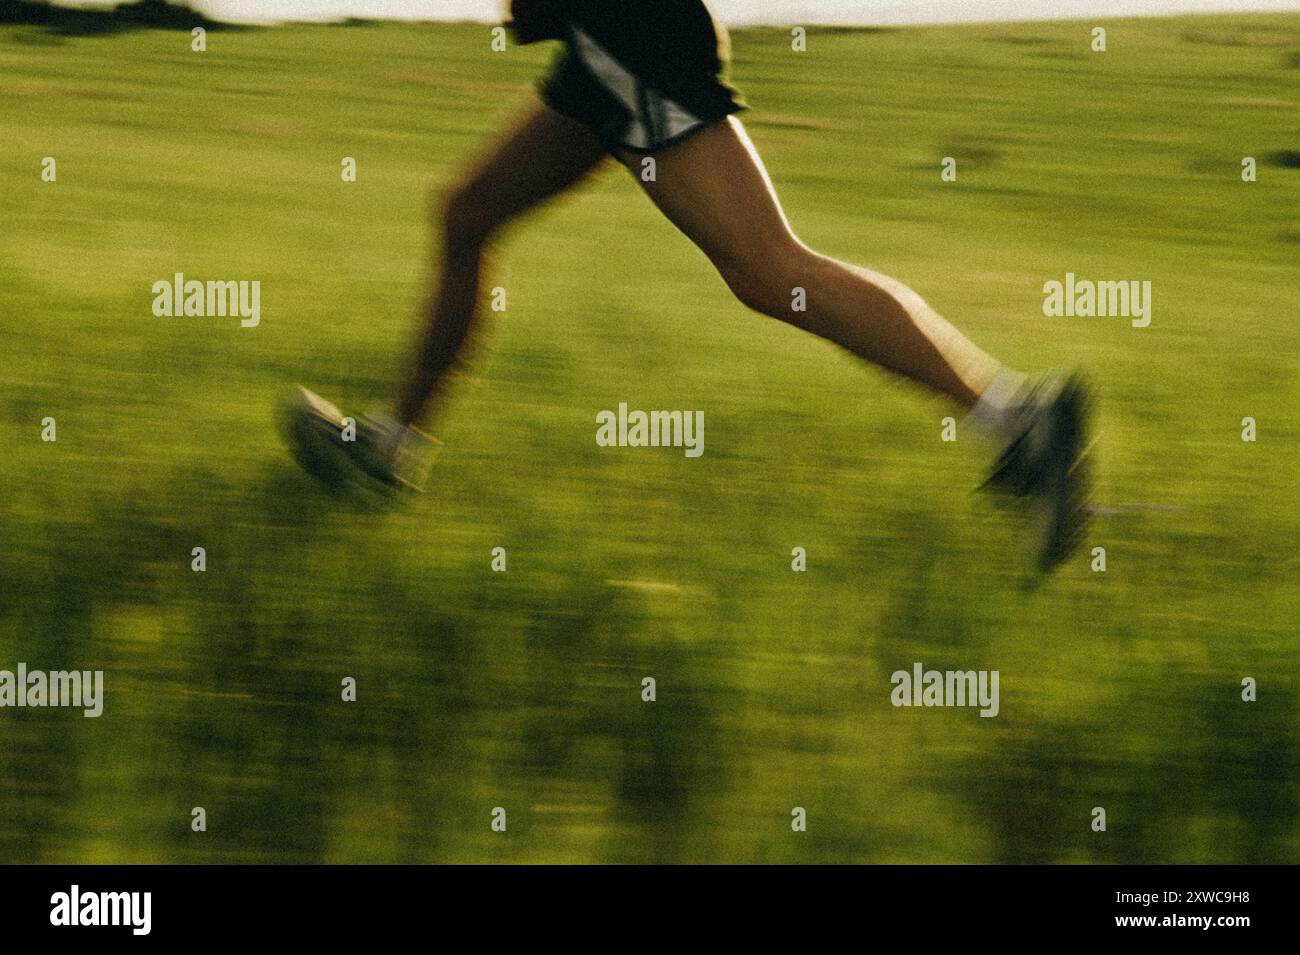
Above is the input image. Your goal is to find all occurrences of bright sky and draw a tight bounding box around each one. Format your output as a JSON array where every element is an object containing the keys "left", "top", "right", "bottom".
[{"left": 59, "top": 0, "right": 1300, "bottom": 25}]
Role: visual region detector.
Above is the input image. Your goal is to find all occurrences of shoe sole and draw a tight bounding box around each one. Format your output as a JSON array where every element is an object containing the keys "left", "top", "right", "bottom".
[{"left": 281, "top": 386, "right": 356, "bottom": 491}]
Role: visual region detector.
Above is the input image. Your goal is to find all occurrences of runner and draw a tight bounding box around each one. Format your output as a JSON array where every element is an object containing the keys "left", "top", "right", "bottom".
[{"left": 285, "top": 0, "right": 1093, "bottom": 571}]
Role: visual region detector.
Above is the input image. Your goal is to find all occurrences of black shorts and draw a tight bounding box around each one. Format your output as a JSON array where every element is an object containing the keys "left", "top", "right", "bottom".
[{"left": 530, "top": 1, "right": 745, "bottom": 154}]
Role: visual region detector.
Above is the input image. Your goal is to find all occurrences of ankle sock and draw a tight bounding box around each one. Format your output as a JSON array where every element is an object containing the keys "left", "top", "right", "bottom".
[{"left": 965, "top": 369, "right": 1027, "bottom": 444}]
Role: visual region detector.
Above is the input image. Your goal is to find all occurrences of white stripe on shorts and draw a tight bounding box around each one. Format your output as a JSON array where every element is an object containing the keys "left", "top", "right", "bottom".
[{"left": 572, "top": 27, "right": 703, "bottom": 149}]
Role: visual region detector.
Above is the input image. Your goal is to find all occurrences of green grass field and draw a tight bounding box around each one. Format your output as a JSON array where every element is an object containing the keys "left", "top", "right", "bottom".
[{"left": 1, "top": 8, "right": 1298, "bottom": 863}]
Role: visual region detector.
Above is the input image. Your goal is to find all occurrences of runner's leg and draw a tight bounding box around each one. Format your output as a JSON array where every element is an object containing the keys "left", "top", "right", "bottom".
[
  {"left": 395, "top": 101, "right": 608, "bottom": 427},
  {"left": 618, "top": 116, "right": 1007, "bottom": 411}
]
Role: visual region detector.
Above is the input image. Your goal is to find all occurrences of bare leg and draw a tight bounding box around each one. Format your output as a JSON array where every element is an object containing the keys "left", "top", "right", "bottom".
[
  {"left": 395, "top": 101, "right": 608, "bottom": 427},
  {"left": 618, "top": 117, "right": 1003, "bottom": 409}
]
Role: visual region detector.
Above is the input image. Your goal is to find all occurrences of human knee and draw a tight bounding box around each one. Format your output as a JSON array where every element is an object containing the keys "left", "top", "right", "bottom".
[
  {"left": 439, "top": 181, "right": 499, "bottom": 252},
  {"left": 717, "top": 237, "right": 816, "bottom": 318}
]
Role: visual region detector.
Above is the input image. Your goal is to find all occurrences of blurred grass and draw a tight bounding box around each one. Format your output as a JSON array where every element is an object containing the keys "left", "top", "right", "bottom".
[{"left": 1, "top": 10, "right": 1298, "bottom": 863}]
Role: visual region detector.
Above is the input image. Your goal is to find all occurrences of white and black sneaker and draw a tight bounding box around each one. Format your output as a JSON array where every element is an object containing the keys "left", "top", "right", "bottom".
[
  {"left": 982, "top": 372, "right": 1094, "bottom": 572},
  {"left": 281, "top": 386, "right": 437, "bottom": 493}
]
